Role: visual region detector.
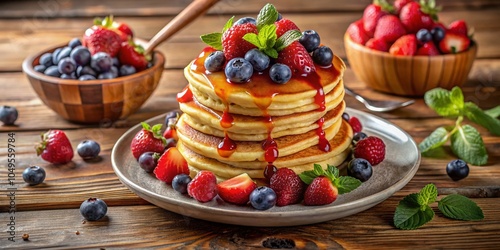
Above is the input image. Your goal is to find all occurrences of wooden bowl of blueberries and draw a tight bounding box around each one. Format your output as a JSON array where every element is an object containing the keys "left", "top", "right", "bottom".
[{"left": 22, "top": 16, "right": 165, "bottom": 124}]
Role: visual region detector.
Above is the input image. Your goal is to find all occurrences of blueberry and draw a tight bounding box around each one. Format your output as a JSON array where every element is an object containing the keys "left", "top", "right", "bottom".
[
  {"left": 233, "top": 17, "right": 257, "bottom": 26},
  {"left": 80, "top": 198, "right": 107, "bottom": 221},
  {"left": 416, "top": 29, "right": 432, "bottom": 44},
  {"left": 0, "top": 106, "right": 18, "bottom": 125},
  {"left": 225, "top": 58, "right": 253, "bottom": 83},
  {"left": 112, "top": 57, "right": 121, "bottom": 67},
  {"left": 312, "top": 46, "right": 334, "bottom": 66},
  {"left": 431, "top": 26, "right": 446, "bottom": 43},
  {"left": 164, "top": 110, "right": 181, "bottom": 127},
  {"left": 70, "top": 46, "right": 91, "bottom": 66},
  {"left": 244, "top": 48, "right": 270, "bottom": 72},
  {"left": 249, "top": 186, "right": 276, "bottom": 210},
  {"left": 98, "top": 72, "right": 116, "bottom": 79},
  {"left": 79, "top": 74, "right": 96, "bottom": 81},
  {"left": 204, "top": 51, "right": 225, "bottom": 72},
  {"left": 91, "top": 52, "right": 113, "bottom": 73},
  {"left": 269, "top": 63, "right": 291, "bottom": 84},
  {"left": 353, "top": 132, "right": 367, "bottom": 142},
  {"left": 51, "top": 48, "right": 62, "bottom": 65},
  {"left": 347, "top": 158, "right": 373, "bottom": 182},
  {"left": 138, "top": 152, "right": 159, "bottom": 173},
  {"left": 446, "top": 159, "right": 469, "bottom": 181},
  {"left": 58, "top": 57, "right": 77, "bottom": 75},
  {"left": 60, "top": 73, "right": 77, "bottom": 79},
  {"left": 342, "top": 112, "right": 350, "bottom": 121},
  {"left": 76, "top": 65, "right": 97, "bottom": 78},
  {"left": 110, "top": 66, "right": 119, "bottom": 78},
  {"left": 77, "top": 140, "right": 101, "bottom": 160},
  {"left": 39, "top": 53, "right": 53, "bottom": 67},
  {"left": 172, "top": 174, "right": 192, "bottom": 194},
  {"left": 34, "top": 65, "right": 47, "bottom": 73},
  {"left": 68, "top": 37, "right": 82, "bottom": 48},
  {"left": 119, "top": 65, "right": 136, "bottom": 76},
  {"left": 277, "top": 13, "right": 283, "bottom": 21},
  {"left": 165, "top": 138, "right": 177, "bottom": 149},
  {"left": 44, "top": 65, "right": 61, "bottom": 77},
  {"left": 56, "top": 46, "right": 72, "bottom": 63},
  {"left": 299, "top": 30, "right": 321, "bottom": 52},
  {"left": 22, "top": 166, "right": 46, "bottom": 185}
]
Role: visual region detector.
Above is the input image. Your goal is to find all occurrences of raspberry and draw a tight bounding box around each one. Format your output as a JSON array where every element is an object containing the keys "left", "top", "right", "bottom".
[
  {"left": 354, "top": 136, "right": 386, "bottom": 166},
  {"left": 348, "top": 116, "right": 363, "bottom": 133},
  {"left": 187, "top": 170, "right": 218, "bottom": 202},
  {"left": 269, "top": 168, "right": 305, "bottom": 206}
]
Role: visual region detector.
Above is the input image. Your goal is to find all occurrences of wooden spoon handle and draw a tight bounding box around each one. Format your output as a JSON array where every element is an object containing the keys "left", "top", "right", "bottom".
[{"left": 144, "top": 0, "right": 220, "bottom": 55}]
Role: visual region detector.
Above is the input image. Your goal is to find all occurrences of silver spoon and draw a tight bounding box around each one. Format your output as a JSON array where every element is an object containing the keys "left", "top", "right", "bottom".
[{"left": 344, "top": 87, "right": 415, "bottom": 112}]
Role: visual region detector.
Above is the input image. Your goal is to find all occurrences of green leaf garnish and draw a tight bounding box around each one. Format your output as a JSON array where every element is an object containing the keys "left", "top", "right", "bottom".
[
  {"left": 418, "top": 127, "right": 451, "bottom": 153},
  {"left": 256, "top": 3, "right": 279, "bottom": 30},
  {"left": 335, "top": 176, "right": 362, "bottom": 195},
  {"left": 464, "top": 102, "right": 500, "bottom": 136},
  {"left": 200, "top": 16, "right": 234, "bottom": 50},
  {"left": 424, "top": 87, "right": 463, "bottom": 118},
  {"left": 417, "top": 183, "right": 438, "bottom": 208},
  {"left": 394, "top": 194, "right": 434, "bottom": 230},
  {"left": 437, "top": 194, "right": 484, "bottom": 221},
  {"left": 450, "top": 124, "right": 488, "bottom": 165},
  {"left": 275, "top": 30, "right": 302, "bottom": 51},
  {"left": 485, "top": 106, "right": 500, "bottom": 118},
  {"left": 299, "top": 164, "right": 361, "bottom": 194}
]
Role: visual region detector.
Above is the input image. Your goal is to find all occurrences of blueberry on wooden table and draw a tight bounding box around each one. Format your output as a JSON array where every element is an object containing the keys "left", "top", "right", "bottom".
[
  {"left": 77, "top": 140, "right": 101, "bottom": 160},
  {"left": 0, "top": 105, "right": 18, "bottom": 125},
  {"left": 446, "top": 159, "right": 469, "bottom": 181},
  {"left": 22, "top": 166, "right": 46, "bottom": 185},
  {"left": 80, "top": 198, "right": 108, "bottom": 221}
]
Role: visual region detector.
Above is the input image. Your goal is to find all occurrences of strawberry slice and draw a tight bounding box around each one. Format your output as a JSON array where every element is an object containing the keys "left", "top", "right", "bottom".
[
  {"left": 153, "top": 147, "right": 189, "bottom": 184},
  {"left": 438, "top": 33, "right": 470, "bottom": 54},
  {"left": 304, "top": 176, "right": 338, "bottom": 206},
  {"left": 217, "top": 173, "right": 257, "bottom": 205},
  {"left": 389, "top": 34, "right": 417, "bottom": 56}
]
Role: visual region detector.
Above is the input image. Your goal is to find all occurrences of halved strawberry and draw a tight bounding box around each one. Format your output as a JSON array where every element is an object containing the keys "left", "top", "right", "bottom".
[
  {"left": 163, "top": 125, "right": 178, "bottom": 141},
  {"left": 448, "top": 20, "right": 468, "bottom": 37},
  {"left": 347, "top": 19, "right": 370, "bottom": 45},
  {"left": 153, "top": 147, "right": 189, "bottom": 184},
  {"left": 438, "top": 33, "right": 470, "bottom": 54},
  {"left": 217, "top": 173, "right": 257, "bottom": 205},
  {"left": 417, "top": 41, "right": 440, "bottom": 56},
  {"left": 389, "top": 34, "right": 417, "bottom": 56},
  {"left": 304, "top": 176, "right": 338, "bottom": 206}
]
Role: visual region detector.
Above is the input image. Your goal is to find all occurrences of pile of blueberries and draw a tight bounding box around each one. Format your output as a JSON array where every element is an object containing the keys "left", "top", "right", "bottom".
[{"left": 33, "top": 38, "right": 137, "bottom": 80}]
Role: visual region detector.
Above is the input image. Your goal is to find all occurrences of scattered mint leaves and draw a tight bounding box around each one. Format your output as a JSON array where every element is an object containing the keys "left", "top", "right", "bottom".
[
  {"left": 419, "top": 87, "right": 500, "bottom": 165},
  {"left": 394, "top": 184, "right": 484, "bottom": 230},
  {"left": 299, "top": 164, "right": 361, "bottom": 195}
]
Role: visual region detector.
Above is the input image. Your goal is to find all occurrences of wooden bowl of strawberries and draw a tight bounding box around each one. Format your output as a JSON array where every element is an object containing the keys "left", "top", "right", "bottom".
[
  {"left": 344, "top": 0, "right": 477, "bottom": 96},
  {"left": 22, "top": 16, "right": 165, "bottom": 124}
]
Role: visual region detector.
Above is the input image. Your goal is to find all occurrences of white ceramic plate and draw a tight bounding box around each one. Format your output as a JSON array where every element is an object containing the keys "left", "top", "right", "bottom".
[{"left": 111, "top": 108, "right": 420, "bottom": 227}]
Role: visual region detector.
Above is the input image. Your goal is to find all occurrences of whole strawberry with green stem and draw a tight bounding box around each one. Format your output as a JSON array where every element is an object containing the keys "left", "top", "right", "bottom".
[
  {"left": 362, "top": 0, "right": 394, "bottom": 37},
  {"left": 119, "top": 41, "right": 150, "bottom": 71},
  {"left": 399, "top": 0, "right": 441, "bottom": 34},
  {"left": 83, "top": 15, "right": 123, "bottom": 57},
  {"left": 130, "top": 122, "right": 167, "bottom": 160},
  {"left": 36, "top": 130, "right": 74, "bottom": 164}
]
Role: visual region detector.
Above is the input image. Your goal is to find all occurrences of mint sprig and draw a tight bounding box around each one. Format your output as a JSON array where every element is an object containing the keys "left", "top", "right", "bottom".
[
  {"left": 299, "top": 164, "right": 361, "bottom": 194},
  {"left": 200, "top": 16, "right": 234, "bottom": 50},
  {"left": 394, "top": 184, "right": 484, "bottom": 230},
  {"left": 419, "top": 87, "right": 500, "bottom": 165}
]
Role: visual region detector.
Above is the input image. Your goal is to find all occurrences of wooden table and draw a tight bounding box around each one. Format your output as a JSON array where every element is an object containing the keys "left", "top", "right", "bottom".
[{"left": 1, "top": 0, "right": 499, "bottom": 248}]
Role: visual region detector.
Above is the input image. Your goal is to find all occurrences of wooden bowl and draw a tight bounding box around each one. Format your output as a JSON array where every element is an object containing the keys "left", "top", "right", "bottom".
[
  {"left": 22, "top": 45, "right": 165, "bottom": 123},
  {"left": 344, "top": 33, "right": 477, "bottom": 96}
]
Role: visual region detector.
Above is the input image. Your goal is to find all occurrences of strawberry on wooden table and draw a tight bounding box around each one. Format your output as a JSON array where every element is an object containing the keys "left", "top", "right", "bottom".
[
  {"left": 36, "top": 130, "right": 74, "bottom": 164},
  {"left": 217, "top": 173, "right": 257, "bottom": 205},
  {"left": 83, "top": 15, "right": 122, "bottom": 57},
  {"left": 153, "top": 147, "right": 189, "bottom": 184},
  {"left": 130, "top": 122, "right": 166, "bottom": 160},
  {"left": 118, "top": 41, "right": 150, "bottom": 71}
]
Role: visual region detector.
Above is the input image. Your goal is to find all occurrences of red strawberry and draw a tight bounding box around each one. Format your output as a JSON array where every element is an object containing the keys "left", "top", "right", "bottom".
[
  {"left": 438, "top": 33, "right": 470, "bottom": 54},
  {"left": 365, "top": 37, "right": 389, "bottom": 52},
  {"left": 113, "top": 21, "right": 134, "bottom": 42},
  {"left": 269, "top": 168, "right": 305, "bottom": 206},
  {"left": 348, "top": 116, "right": 363, "bottom": 133},
  {"left": 275, "top": 18, "right": 300, "bottom": 38},
  {"left": 304, "top": 176, "right": 339, "bottom": 206},
  {"left": 389, "top": 34, "right": 417, "bottom": 55},
  {"left": 417, "top": 41, "right": 440, "bottom": 55},
  {"left": 354, "top": 136, "right": 386, "bottom": 166},
  {"left": 130, "top": 122, "right": 166, "bottom": 160},
  {"left": 373, "top": 14, "right": 407, "bottom": 43},
  {"left": 448, "top": 20, "right": 468, "bottom": 37},
  {"left": 277, "top": 41, "right": 315, "bottom": 76},
  {"left": 36, "top": 130, "right": 74, "bottom": 164},
  {"left": 222, "top": 22, "right": 258, "bottom": 61},
  {"left": 394, "top": 0, "right": 413, "bottom": 15},
  {"left": 187, "top": 170, "right": 218, "bottom": 202},
  {"left": 217, "top": 173, "right": 257, "bottom": 205},
  {"left": 399, "top": 1, "right": 438, "bottom": 34},
  {"left": 118, "top": 41, "right": 150, "bottom": 71},
  {"left": 362, "top": 0, "right": 392, "bottom": 36},
  {"left": 347, "top": 19, "right": 370, "bottom": 45},
  {"left": 153, "top": 147, "right": 189, "bottom": 184},
  {"left": 83, "top": 16, "right": 122, "bottom": 57},
  {"left": 162, "top": 125, "right": 178, "bottom": 141}
]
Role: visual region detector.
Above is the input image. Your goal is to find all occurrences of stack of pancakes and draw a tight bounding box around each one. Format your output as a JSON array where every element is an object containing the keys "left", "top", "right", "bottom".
[{"left": 176, "top": 48, "right": 353, "bottom": 180}]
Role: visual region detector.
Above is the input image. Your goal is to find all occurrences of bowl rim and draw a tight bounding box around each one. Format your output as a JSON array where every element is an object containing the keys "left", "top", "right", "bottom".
[{"left": 22, "top": 43, "right": 166, "bottom": 86}]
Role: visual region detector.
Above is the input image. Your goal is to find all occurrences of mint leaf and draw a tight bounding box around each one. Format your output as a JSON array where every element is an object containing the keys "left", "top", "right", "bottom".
[
  {"left": 222, "top": 16, "right": 234, "bottom": 33},
  {"left": 449, "top": 86, "right": 465, "bottom": 110},
  {"left": 259, "top": 24, "right": 277, "bottom": 48},
  {"left": 327, "top": 164, "right": 340, "bottom": 178},
  {"left": 451, "top": 124, "right": 488, "bottom": 165},
  {"left": 464, "top": 102, "right": 500, "bottom": 136},
  {"left": 417, "top": 183, "right": 438, "bottom": 207},
  {"left": 262, "top": 48, "right": 278, "bottom": 59},
  {"left": 256, "top": 3, "right": 279, "bottom": 30},
  {"left": 200, "top": 32, "right": 223, "bottom": 50},
  {"left": 243, "top": 33, "right": 261, "bottom": 48},
  {"left": 299, "top": 170, "right": 317, "bottom": 185},
  {"left": 275, "top": 30, "right": 302, "bottom": 51},
  {"left": 485, "top": 106, "right": 500, "bottom": 118},
  {"left": 418, "top": 127, "right": 451, "bottom": 153},
  {"left": 438, "top": 194, "right": 484, "bottom": 221},
  {"left": 424, "top": 87, "right": 463, "bottom": 117},
  {"left": 394, "top": 193, "right": 435, "bottom": 230},
  {"left": 335, "top": 176, "right": 361, "bottom": 194}
]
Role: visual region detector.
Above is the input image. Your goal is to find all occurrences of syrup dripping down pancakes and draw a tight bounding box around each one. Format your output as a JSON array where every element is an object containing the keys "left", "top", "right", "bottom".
[{"left": 176, "top": 47, "right": 353, "bottom": 179}]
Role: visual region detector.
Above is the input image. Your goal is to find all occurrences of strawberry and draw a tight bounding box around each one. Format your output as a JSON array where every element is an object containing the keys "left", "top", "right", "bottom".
[
  {"left": 365, "top": 37, "right": 389, "bottom": 52},
  {"left": 354, "top": 136, "right": 386, "bottom": 166},
  {"left": 373, "top": 14, "right": 407, "bottom": 43},
  {"left": 399, "top": 1, "right": 439, "bottom": 34},
  {"left": 348, "top": 116, "right": 363, "bottom": 133},
  {"left": 448, "top": 20, "right": 468, "bottom": 37},
  {"left": 304, "top": 176, "right": 338, "bottom": 206},
  {"left": 269, "top": 167, "right": 305, "bottom": 206},
  {"left": 187, "top": 170, "right": 218, "bottom": 202},
  {"left": 153, "top": 147, "right": 189, "bottom": 184},
  {"left": 36, "top": 130, "right": 74, "bottom": 164},
  {"left": 130, "top": 122, "right": 166, "bottom": 160},
  {"left": 162, "top": 125, "right": 178, "bottom": 141},
  {"left": 222, "top": 22, "right": 258, "bottom": 61},
  {"left": 394, "top": 0, "right": 413, "bottom": 15},
  {"left": 118, "top": 41, "right": 150, "bottom": 71},
  {"left": 362, "top": 0, "right": 393, "bottom": 36},
  {"left": 347, "top": 19, "right": 370, "bottom": 45},
  {"left": 277, "top": 41, "right": 315, "bottom": 76},
  {"left": 389, "top": 34, "right": 417, "bottom": 55},
  {"left": 275, "top": 18, "right": 300, "bottom": 38},
  {"left": 113, "top": 21, "right": 134, "bottom": 42},
  {"left": 438, "top": 33, "right": 470, "bottom": 54},
  {"left": 83, "top": 16, "right": 122, "bottom": 57},
  {"left": 416, "top": 41, "right": 440, "bottom": 55},
  {"left": 217, "top": 173, "right": 257, "bottom": 205}
]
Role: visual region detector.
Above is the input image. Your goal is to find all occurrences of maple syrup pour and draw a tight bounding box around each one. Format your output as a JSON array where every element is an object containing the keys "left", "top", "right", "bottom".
[
  {"left": 217, "top": 132, "right": 236, "bottom": 158},
  {"left": 316, "top": 117, "right": 331, "bottom": 152},
  {"left": 176, "top": 86, "right": 193, "bottom": 103}
]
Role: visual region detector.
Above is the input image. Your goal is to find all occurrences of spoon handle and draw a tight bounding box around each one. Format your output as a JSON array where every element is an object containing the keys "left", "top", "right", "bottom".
[{"left": 144, "top": 0, "right": 220, "bottom": 54}]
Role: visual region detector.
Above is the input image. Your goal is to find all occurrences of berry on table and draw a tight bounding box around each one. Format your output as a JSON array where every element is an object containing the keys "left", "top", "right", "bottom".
[
  {"left": 354, "top": 136, "right": 386, "bottom": 166},
  {"left": 80, "top": 198, "right": 108, "bottom": 221},
  {"left": 249, "top": 186, "right": 277, "bottom": 210},
  {"left": 77, "top": 140, "right": 101, "bottom": 160},
  {"left": 269, "top": 63, "right": 291, "bottom": 84},
  {"left": 172, "top": 174, "right": 192, "bottom": 194},
  {"left": 299, "top": 30, "right": 320, "bottom": 52},
  {"left": 347, "top": 158, "right": 373, "bottom": 182},
  {"left": 446, "top": 159, "right": 469, "bottom": 181},
  {"left": 204, "top": 50, "right": 226, "bottom": 72},
  {"left": 138, "top": 152, "right": 160, "bottom": 173},
  {"left": 22, "top": 166, "right": 46, "bottom": 185},
  {"left": 311, "top": 46, "right": 334, "bottom": 67},
  {"left": 0, "top": 105, "right": 18, "bottom": 125},
  {"left": 244, "top": 48, "right": 270, "bottom": 72},
  {"left": 36, "top": 129, "right": 74, "bottom": 164},
  {"left": 224, "top": 58, "right": 253, "bottom": 83},
  {"left": 187, "top": 170, "right": 218, "bottom": 202},
  {"left": 270, "top": 167, "right": 305, "bottom": 206}
]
